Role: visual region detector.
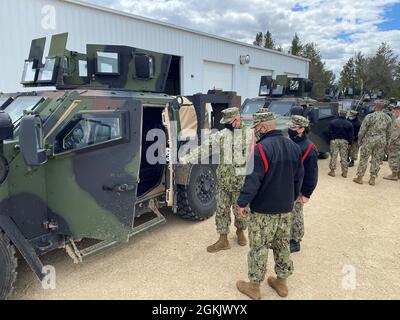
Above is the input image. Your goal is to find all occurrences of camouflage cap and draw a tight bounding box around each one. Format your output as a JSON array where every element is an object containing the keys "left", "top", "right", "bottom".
[
  {"left": 220, "top": 107, "right": 240, "bottom": 124},
  {"left": 252, "top": 112, "right": 276, "bottom": 128},
  {"left": 287, "top": 115, "right": 310, "bottom": 128},
  {"left": 258, "top": 107, "right": 269, "bottom": 113}
]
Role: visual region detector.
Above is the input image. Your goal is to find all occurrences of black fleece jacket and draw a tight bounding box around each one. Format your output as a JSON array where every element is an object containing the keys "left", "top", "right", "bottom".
[
  {"left": 349, "top": 118, "right": 362, "bottom": 142},
  {"left": 293, "top": 135, "right": 319, "bottom": 198},
  {"left": 328, "top": 117, "right": 354, "bottom": 144},
  {"left": 237, "top": 130, "right": 304, "bottom": 214}
]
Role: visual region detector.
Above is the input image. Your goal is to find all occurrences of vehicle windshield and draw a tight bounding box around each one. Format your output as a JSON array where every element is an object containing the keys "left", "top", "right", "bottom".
[
  {"left": 241, "top": 99, "right": 266, "bottom": 114},
  {"left": 342, "top": 100, "right": 353, "bottom": 111},
  {"left": 268, "top": 102, "right": 294, "bottom": 116},
  {"left": 4, "top": 96, "right": 44, "bottom": 125}
]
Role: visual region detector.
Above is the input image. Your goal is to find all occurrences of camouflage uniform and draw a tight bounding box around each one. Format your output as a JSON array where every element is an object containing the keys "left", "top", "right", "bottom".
[
  {"left": 248, "top": 212, "right": 293, "bottom": 282},
  {"left": 184, "top": 108, "right": 253, "bottom": 234},
  {"left": 388, "top": 117, "right": 400, "bottom": 173},
  {"left": 290, "top": 198, "right": 304, "bottom": 243},
  {"left": 356, "top": 111, "right": 392, "bottom": 178},
  {"left": 329, "top": 139, "right": 350, "bottom": 174}
]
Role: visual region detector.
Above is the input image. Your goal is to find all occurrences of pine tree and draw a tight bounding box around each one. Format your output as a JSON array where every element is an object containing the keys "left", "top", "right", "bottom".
[
  {"left": 290, "top": 33, "right": 302, "bottom": 56},
  {"left": 253, "top": 32, "right": 263, "bottom": 47},
  {"left": 339, "top": 58, "right": 356, "bottom": 90},
  {"left": 263, "top": 30, "right": 275, "bottom": 49}
]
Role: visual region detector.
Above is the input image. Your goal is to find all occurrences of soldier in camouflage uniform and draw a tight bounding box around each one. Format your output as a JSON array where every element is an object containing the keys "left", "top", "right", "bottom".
[
  {"left": 353, "top": 101, "right": 392, "bottom": 186},
  {"left": 183, "top": 107, "right": 253, "bottom": 253},
  {"left": 383, "top": 105, "right": 400, "bottom": 181},
  {"left": 328, "top": 109, "right": 354, "bottom": 178},
  {"left": 236, "top": 112, "right": 304, "bottom": 300},
  {"left": 348, "top": 110, "right": 362, "bottom": 167}
]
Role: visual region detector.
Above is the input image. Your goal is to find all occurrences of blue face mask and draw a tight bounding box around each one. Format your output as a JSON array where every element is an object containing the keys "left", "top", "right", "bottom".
[{"left": 288, "top": 129, "right": 299, "bottom": 140}]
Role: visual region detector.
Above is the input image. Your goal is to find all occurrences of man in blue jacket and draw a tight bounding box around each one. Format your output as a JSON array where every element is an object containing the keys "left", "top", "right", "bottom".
[
  {"left": 236, "top": 112, "right": 304, "bottom": 300},
  {"left": 287, "top": 116, "right": 319, "bottom": 253},
  {"left": 328, "top": 109, "right": 354, "bottom": 178}
]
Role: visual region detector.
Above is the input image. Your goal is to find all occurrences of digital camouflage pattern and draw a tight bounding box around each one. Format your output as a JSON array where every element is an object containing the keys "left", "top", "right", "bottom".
[
  {"left": 248, "top": 212, "right": 293, "bottom": 282},
  {"left": 215, "top": 190, "right": 247, "bottom": 235},
  {"left": 183, "top": 126, "right": 253, "bottom": 191},
  {"left": 183, "top": 126, "right": 253, "bottom": 234},
  {"left": 349, "top": 141, "right": 360, "bottom": 161},
  {"left": 290, "top": 198, "right": 304, "bottom": 243},
  {"left": 251, "top": 112, "right": 276, "bottom": 128},
  {"left": 220, "top": 107, "right": 240, "bottom": 124},
  {"left": 356, "top": 112, "right": 392, "bottom": 177},
  {"left": 388, "top": 117, "right": 400, "bottom": 172},
  {"left": 288, "top": 115, "right": 310, "bottom": 128},
  {"left": 329, "top": 139, "right": 350, "bottom": 174}
]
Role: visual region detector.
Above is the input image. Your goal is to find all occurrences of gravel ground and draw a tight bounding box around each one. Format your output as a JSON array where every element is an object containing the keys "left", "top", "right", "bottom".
[{"left": 11, "top": 158, "right": 400, "bottom": 300}]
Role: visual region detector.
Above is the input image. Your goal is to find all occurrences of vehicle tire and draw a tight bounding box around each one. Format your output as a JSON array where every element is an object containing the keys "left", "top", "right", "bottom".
[
  {"left": 318, "top": 152, "right": 329, "bottom": 160},
  {"left": 177, "top": 164, "right": 217, "bottom": 221},
  {"left": 0, "top": 231, "right": 18, "bottom": 300}
]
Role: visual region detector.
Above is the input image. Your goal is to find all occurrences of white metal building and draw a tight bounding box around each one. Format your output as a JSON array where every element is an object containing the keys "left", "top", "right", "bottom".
[{"left": 0, "top": 0, "right": 309, "bottom": 99}]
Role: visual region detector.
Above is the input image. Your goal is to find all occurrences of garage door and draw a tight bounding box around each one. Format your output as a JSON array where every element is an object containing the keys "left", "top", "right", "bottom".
[
  {"left": 248, "top": 67, "right": 273, "bottom": 99},
  {"left": 203, "top": 61, "right": 233, "bottom": 92}
]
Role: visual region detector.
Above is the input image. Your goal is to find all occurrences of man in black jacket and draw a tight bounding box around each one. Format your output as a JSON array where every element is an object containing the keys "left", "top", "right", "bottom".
[
  {"left": 287, "top": 116, "right": 319, "bottom": 253},
  {"left": 348, "top": 110, "right": 362, "bottom": 167},
  {"left": 328, "top": 109, "right": 354, "bottom": 178},
  {"left": 236, "top": 112, "right": 304, "bottom": 300}
]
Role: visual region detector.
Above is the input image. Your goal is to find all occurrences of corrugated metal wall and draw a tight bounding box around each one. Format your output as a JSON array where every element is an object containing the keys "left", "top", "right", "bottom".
[{"left": 0, "top": 0, "right": 309, "bottom": 99}]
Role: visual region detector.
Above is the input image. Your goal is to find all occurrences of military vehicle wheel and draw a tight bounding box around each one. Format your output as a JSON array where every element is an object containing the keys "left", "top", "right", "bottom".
[
  {"left": 318, "top": 152, "right": 329, "bottom": 160},
  {"left": 0, "top": 232, "right": 18, "bottom": 300},
  {"left": 177, "top": 164, "right": 217, "bottom": 221}
]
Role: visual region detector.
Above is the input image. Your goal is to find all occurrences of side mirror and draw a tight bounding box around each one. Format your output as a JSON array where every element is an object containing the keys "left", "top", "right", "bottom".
[
  {"left": 19, "top": 115, "right": 47, "bottom": 166},
  {"left": 0, "top": 111, "right": 14, "bottom": 141},
  {"left": 308, "top": 108, "right": 319, "bottom": 124}
]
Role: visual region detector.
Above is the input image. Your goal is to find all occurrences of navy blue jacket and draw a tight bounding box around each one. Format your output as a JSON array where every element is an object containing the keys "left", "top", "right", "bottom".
[
  {"left": 328, "top": 117, "right": 354, "bottom": 145},
  {"left": 294, "top": 135, "right": 319, "bottom": 198},
  {"left": 237, "top": 130, "right": 304, "bottom": 214},
  {"left": 349, "top": 118, "right": 361, "bottom": 142}
]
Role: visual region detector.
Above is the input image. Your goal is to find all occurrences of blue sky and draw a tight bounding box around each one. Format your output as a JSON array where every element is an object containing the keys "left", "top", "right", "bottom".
[{"left": 82, "top": 0, "right": 400, "bottom": 75}]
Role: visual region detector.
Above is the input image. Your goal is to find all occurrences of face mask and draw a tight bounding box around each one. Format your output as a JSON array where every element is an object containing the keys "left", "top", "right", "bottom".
[
  {"left": 224, "top": 123, "right": 235, "bottom": 131},
  {"left": 288, "top": 129, "right": 300, "bottom": 141},
  {"left": 348, "top": 116, "right": 355, "bottom": 120}
]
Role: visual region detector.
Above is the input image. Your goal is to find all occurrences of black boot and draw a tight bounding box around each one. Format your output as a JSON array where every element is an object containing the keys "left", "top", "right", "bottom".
[
  {"left": 348, "top": 160, "right": 354, "bottom": 167},
  {"left": 290, "top": 240, "right": 300, "bottom": 253}
]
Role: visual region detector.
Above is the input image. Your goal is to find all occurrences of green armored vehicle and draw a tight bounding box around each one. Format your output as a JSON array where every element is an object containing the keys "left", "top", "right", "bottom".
[
  {"left": 241, "top": 75, "right": 339, "bottom": 158},
  {"left": 0, "top": 33, "right": 241, "bottom": 299}
]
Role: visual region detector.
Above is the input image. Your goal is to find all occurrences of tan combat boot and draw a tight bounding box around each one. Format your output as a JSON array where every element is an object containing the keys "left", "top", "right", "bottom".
[
  {"left": 267, "top": 277, "right": 288, "bottom": 298},
  {"left": 236, "top": 281, "right": 261, "bottom": 300},
  {"left": 369, "top": 176, "right": 376, "bottom": 186},
  {"left": 207, "top": 234, "right": 230, "bottom": 253},
  {"left": 383, "top": 172, "right": 399, "bottom": 181},
  {"left": 328, "top": 170, "right": 335, "bottom": 177},
  {"left": 353, "top": 176, "right": 363, "bottom": 184},
  {"left": 236, "top": 229, "right": 247, "bottom": 246}
]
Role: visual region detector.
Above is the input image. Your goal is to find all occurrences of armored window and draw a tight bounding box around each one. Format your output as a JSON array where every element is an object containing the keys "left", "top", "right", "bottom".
[
  {"left": 318, "top": 107, "right": 333, "bottom": 119},
  {"left": 96, "top": 51, "right": 120, "bottom": 75},
  {"left": 37, "top": 57, "right": 57, "bottom": 83},
  {"left": 79, "top": 60, "right": 88, "bottom": 77},
  {"left": 54, "top": 112, "right": 127, "bottom": 154},
  {"left": 21, "top": 60, "right": 37, "bottom": 84}
]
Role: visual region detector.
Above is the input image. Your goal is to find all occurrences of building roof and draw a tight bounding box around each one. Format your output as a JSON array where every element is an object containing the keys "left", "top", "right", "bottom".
[{"left": 62, "top": 0, "right": 310, "bottom": 63}]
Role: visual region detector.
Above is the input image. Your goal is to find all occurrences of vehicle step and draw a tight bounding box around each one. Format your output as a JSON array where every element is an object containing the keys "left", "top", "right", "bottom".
[{"left": 79, "top": 216, "right": 166, "bottom": 260}]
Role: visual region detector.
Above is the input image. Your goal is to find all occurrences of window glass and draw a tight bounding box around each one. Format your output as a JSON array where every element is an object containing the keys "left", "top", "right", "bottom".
[
  {"left": 319, "top": 107, "right": 333, "bottom": 118},
  {"left": 21, "top": 61, "right": 37, "bottom": 83},
  {"left": 97, "top": 52, "right": 119, "bottom": 74},
  {"left": 241, "top": 99, "right": 266, "bottom": 114},
  {"left": 79, "top": 60, "right": 88, "bottom": 77},
  {"left": 59, "top": 115, "right": 122, "bottom": 153},
  {"left": 38, "top": 58, "right": 56, "bottom": 82},
  {"left": 268, "top": 102, "right": 294, "bottom": 116},
  {"left": 4, "top": 96, "right": 44, "bottom": 125}
]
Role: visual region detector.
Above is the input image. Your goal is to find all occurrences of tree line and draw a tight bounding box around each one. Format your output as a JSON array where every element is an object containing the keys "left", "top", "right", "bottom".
[
  {"left": 253, "top": 30, "right": 399, "bottom": 99},
  {"left": 253, "top": 31, "right": 335, "bottom": 98},
  {"left": 338, "top": 44, "right": 400, "bottom": 98}
]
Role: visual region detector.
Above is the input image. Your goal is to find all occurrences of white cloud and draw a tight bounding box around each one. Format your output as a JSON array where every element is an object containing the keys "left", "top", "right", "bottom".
[{"left": 83, "top": 0, "right": 400, "bottom": 75}]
